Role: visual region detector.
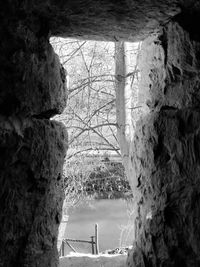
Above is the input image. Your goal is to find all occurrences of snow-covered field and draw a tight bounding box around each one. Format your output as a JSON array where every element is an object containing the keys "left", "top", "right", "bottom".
[
  {"left": 64, "top": 199, "right": 134, "bottom": 253},
  {"left": 59, "top": 252, "right": 127, "bottom": 267}
]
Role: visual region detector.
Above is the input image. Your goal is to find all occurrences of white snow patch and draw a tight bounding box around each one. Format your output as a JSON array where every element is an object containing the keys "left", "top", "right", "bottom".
[{"left": 59, "top": 253, "right": 127, "bottom": 267}]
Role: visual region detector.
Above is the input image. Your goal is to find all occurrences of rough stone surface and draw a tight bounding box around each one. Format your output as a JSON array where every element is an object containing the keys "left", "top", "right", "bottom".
[
  {"left": 127, "top": 21, "right": 200, "bottom": 266},
  {"left": 0, "top": 117, "right": 67, "bottom": 267},
  {"left": 129, "top": 110, "right": 200, "bottom": 266},
  {"left": 1, "top": 1, "right": 200, "bottom": 267},
  {"left": 0, "top": 21, "right": 67, "bottom": 117},
  {"left": 126, "top": 243, "right": 145, "bottom": 267},
  {"left": 30, "top": 0, "right": 180, "bottom": 41},
  {"left": 138, "top": 21, "right": 200, "bottom": 112},
  {"left": 0, "top": 0, "right": 185, "bottom": 42},
  {"left": 0, "top": 6, "right": 68, "bottom": 266}
]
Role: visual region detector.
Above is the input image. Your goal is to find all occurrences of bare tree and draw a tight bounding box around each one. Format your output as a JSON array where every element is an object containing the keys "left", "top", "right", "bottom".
[
  {"left": 51, "top": 38, "right": 119, "bottom": 159},
  {"left": 50, "top": 38, "right": 141, "bottom": 211}
]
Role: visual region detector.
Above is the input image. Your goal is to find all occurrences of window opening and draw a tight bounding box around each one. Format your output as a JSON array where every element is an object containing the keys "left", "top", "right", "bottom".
[{"left": 50, "top": 37, "right": 142, "bottom": 260}]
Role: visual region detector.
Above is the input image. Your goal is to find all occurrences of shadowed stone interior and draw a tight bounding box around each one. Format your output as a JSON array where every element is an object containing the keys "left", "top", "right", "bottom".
[{"left": 1, "top": 1, "right": 200, "bottom": 266}]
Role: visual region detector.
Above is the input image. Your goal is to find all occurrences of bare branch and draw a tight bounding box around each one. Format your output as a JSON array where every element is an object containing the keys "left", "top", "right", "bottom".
[
  {"left": 70, "top": 109, "right": 120, "bottom": 156},
  {"left": 67, "top": 146, "right": 120, "bottom": 159},
  {"left": 62, "top": 41, "right": 87, "bottom": 65}
]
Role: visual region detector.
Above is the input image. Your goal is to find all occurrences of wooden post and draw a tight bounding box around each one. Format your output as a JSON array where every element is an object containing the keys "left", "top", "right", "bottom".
[
  {"left": 91, "top": 236, "right": 95, "bottom": 254},
  {"left": 95, "top": 223, "right": 99, "bottom": 255},
  {"left": 61, "top": 240, "right": 65, "bottom": 257}
]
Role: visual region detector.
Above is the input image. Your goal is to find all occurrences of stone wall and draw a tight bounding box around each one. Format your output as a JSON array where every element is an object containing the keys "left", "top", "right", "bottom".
[
  {"left": 0, "top": 0, "right": 180, "bottom": 42},
  {"left": 127, "top": 21, "right": 200, "bottom": 266},
  {"left": 0, "top": 6, "right": 68, "bottom": 266},
  {"left": 1, "top": 1, "right": 200, "bottom": 267}
]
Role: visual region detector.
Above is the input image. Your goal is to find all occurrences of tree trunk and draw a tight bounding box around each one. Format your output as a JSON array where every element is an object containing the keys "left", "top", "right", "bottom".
[{"left": 114, "top": 41, "right": 130, "bottom": 172}]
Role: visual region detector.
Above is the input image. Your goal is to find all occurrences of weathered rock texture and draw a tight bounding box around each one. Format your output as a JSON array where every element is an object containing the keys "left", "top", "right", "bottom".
[
  {"left": 127, "top": 20, "right": 200, "bottom": 266},
  {"left": 0, "top": 3, "right": 68, "bottom": 266},
  {"left": 1, "top": 0, "right": 183, "bottom": 43},
  {"left": 138, "top": 21, "right": 200, "bottom": 112},
  {"left": 1, "top": 1, "right": 200, "bottom": 267},
  {"left": 0, "top": 26, "right": 67, "bottom": 117},
  {"left": 0, "top": 117, "right": 67, "bottom": 267}
]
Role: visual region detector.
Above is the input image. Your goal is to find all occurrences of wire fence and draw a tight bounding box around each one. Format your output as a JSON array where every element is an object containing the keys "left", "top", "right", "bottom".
[{"left": 59, "top": 223, "right": 99, "bottom": 256}]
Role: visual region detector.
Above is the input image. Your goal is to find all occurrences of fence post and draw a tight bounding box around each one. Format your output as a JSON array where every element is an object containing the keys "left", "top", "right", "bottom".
[
  {"left": 61, "top": 240, "right": 65, "bottom": 257},
  {"left": 91, "top": 236, "right": 95, "bottom": 254},
  {"left": 95, "top": 223, "right": 99, "bottom": 255}
]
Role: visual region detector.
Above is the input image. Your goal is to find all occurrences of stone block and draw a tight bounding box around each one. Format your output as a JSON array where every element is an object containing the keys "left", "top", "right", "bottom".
[
  {"left": 0, "top": 116, "right": 67, "bottom": 267},
  {"left": 138, "top": 21, "right": 200, "bottom": 111},
  {"left": 128, "top": 109, "right": 200, "bottom": 265},
  {"left": 0, "top": 25, "right": 67, "bottom": 117}
]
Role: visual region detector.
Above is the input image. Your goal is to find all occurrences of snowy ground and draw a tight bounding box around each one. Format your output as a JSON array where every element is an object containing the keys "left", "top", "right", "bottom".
[
  {"left": 64, "top": 199, "right": 134, "bottom": 253},
  {"left": 59, "top": 252, "right": 127, "bottom": 267}
]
